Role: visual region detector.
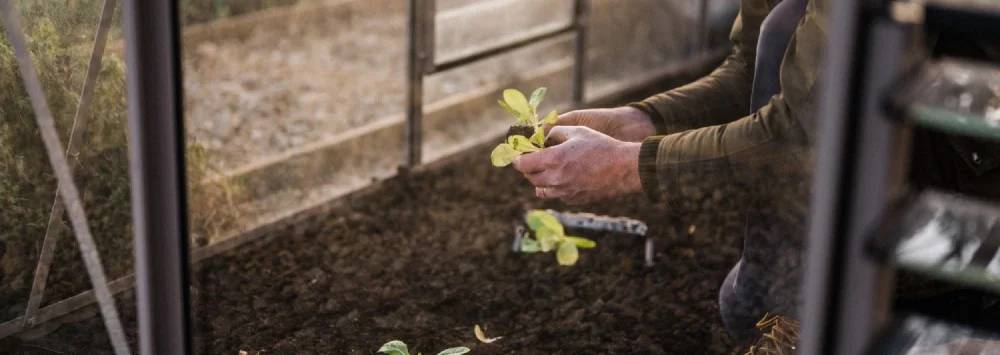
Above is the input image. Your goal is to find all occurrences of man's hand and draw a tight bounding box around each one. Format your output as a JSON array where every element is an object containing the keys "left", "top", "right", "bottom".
[
  {"left": 512, "top": 126, "right": 642, "bottom": 205},
  {"left": 545, "top": 106, "right": 656, "bottom": 142}
]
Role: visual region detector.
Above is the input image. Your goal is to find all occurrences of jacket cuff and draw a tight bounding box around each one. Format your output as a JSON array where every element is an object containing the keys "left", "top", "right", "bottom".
[
  {"left": 639, "top": 135, "right": 664, "bottom": 202},
  {"left": 626, "top": 102, "right": 668, "bottom": 135}
]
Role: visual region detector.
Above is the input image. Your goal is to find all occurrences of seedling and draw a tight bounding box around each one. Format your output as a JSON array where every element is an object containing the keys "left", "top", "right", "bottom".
[
  {"left": 490, "top": 87, "right": 559, "bottom": 167},
  {"left": 378, "top": 340, "right": 469, "bottom": 355},
  {"left": 518, "top": 210, "right": 596, "bottom": 266}
]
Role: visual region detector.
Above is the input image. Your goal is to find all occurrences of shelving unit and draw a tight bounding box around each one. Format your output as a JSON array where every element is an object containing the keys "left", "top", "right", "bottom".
[
  {"left": 867, "top": 314, "right": 1000, "bottom": 355},
  {"left": 892, "top": 58, "right": 1000, "bottom": 140},
  {"left": 869, "top": 190, "right": 1000, "bottom": 295},
  {"left": 800, "top": 0, "right": 1000, "bottom": 354}
]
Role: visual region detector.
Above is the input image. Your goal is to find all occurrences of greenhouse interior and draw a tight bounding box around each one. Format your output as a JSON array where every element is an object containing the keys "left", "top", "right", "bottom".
[{"left": 1, "top": 0, "right": 999, "bottom": 354}]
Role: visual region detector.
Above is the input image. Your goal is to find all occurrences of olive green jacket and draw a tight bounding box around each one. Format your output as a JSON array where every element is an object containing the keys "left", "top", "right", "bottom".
[{"left": 630, "top": 0, "right": 825, "bottom": 204}]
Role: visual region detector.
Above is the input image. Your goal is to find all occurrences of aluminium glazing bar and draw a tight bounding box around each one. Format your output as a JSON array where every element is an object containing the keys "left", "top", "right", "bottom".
[
  {"left": 0, "top": 1, "right": 130, "bottom": 354},
  {"left": 571, "top": 0, "right": 589, "bottom": 107},
  {"left": 405, "top": 0, "right": 433, "bottom": 167},
  {"left": 430, "top": 23, "right": 575, "bottom": 74},
  {"left": 796, "top": 0, "right": 864, "bottom": 351},
  {"left": 122, "top": 0, "right": 192, "bottom": 354},
  {"left": 799, "top": 5, "right": 906, "bottom": 355}
]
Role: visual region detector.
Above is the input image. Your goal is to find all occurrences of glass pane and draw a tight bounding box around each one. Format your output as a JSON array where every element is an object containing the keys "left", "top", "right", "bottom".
[
  {"left": 586, "top": 0, "right": 705, "bottom": 96},
  {"left": 0, "top": 0, "right": 136, "bottom": 352},
  {"left": 899, "top": 59, "right": 1000, "bottom": 140},
  {"left": 871, "top": 190, "right": 1000, "bottom": 293},
  {"left": 421, "top": 37, "right": 573, "bottom": 164},
  {"left": 184, "top": 0, "right": 817, "bottom": 354},
  {"left": 423, "top": 0, "right": 726, "bottom": 165},
  {"left": 869, "top": 315, "right": 1000, "bottom": 355},
  {"left": 181, "top": 0, "right": 406, "bottom": 244},
  {"left": 434, "top": 0, "right": 574, "bottom": 65}
]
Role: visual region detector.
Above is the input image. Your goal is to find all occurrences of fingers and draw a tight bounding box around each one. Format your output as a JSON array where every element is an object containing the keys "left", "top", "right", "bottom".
[
  {"left": 535, "top": 186, "right": 568, "bottom": 200},
  {"left": 536, "top": 186, "right": 591, "bottom": 205},
  {"left": 545, "top": 125, "right": 581, "bottom": 146},
  {"left": 544, "top": 111, "right": 584, "bottom": 135},
  {"left": 524, "top": 169, "right": 560, "bottom": 188},
  {"left": 512, "top": 149, "right": 553, "bottom": 174}
]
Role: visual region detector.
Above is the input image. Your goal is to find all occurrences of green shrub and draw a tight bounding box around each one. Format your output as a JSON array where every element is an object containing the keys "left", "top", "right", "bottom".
[{"left": 0, "top": 0, "right": 240, "bottom": 318}]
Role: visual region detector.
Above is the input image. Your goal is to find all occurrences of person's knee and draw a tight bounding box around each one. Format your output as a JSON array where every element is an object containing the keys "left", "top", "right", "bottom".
[{"left": 719, "top": 261, "right": 762, "bottom": 345}]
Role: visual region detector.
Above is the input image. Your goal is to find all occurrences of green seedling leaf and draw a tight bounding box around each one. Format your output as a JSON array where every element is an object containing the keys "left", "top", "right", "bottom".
[
  {"left": 436, "top": 347, "right": 471, "bottom": 355},
  {"left": 530, "top": 126, "right": 545, "bottom": 147},
  {"left": 490, "top": 143, "right": 521, "bottom": 167},
  {"left": 529, "top": 87, "right": 547, "bottom": 110},
  {"left": 542, "top": 110, "right": 558, "bottom": 125},
  {"left": 507, "top": 135, "right": 541, "bottom": 153},
  {"left": 518, "top": 209, "right": 597, "bottom": 266},
  {"left": 566, "top": 236, "right": 596, "bottom": 249},
  {"left": 525, "top": 210, "right": 564, "bottom": 235},
  {"left": 503, "top": 89, "right": 532, "bottom": 124},
  {"left": 520, "top": 237, "right": 541, "bottom": 253},
  {"left": 379, "top": 340, "right": 410, "bottom": 355},
  {"left": 556, "top": 241, "right": 580, "bottom": 266},
  {"left": 493, "top": 87, "right": 560, "bottom": 169},
  {"left": 498, "top": 99, "right": 524, "bottom": 122},
  {"left": 535, "top": 227, "right": 560, "bottom": 252}
]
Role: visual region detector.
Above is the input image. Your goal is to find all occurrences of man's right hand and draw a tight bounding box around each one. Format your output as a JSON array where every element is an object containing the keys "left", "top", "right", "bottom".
[{"left": 545, "top": 106, "right": 657, "bottom": 142}]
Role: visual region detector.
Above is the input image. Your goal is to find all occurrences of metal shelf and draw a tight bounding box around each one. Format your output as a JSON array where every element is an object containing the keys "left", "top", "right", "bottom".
[
  {"left": 866, "top": 314, "right": 1000, "bottom": 355},
  {"left": 868, "top": 190, "right": 1000, "bottom": 295},
  {"left": 893, "top": 59, "right": 1000, "bottom": 140}
]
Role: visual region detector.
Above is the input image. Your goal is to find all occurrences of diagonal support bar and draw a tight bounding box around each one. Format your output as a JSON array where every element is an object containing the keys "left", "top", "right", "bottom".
[
  {"left": 0, "top": 1, "right": 131, "bottom": 354},
  {"left": 24, "top": 0, "right": 119, "bottom": 328}
]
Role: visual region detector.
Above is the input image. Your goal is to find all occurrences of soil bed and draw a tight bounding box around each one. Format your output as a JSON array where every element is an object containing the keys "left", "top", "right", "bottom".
[{"left": 189, "top": 143, "right": 744, "bottom": 354}]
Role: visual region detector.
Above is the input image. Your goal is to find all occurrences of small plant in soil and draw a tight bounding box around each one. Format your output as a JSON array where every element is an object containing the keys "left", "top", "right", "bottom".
[
  {"left": 520, "top": 210, "right": 596, "bottom": 266},
  {"left": 490, "top": 87, "right": 558, "bottom": 167},
  {"left": 378, "top": 340, "right": 470, "bottom": 355}
]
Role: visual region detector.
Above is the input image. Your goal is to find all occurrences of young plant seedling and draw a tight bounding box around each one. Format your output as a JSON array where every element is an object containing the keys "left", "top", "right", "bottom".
[
  {"left": 490, "top": 87, "right": 559, "bottom": 167},
  {"left": 378, "top": 340, "right": 470, "bottom": 355},
  {"left": 519, "top": 210, "right": 597, "bottom": 266}
]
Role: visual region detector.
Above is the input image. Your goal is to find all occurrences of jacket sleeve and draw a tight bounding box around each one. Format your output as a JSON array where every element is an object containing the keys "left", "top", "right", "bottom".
[
  {"left": 629, "top": 0, "right": 774, "bottom": 135},
  {"left": 638, "top": 0, "right": 826, "bottom": 206}
]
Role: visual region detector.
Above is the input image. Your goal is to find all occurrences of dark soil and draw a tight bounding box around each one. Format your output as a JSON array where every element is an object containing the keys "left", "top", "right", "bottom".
[
  {"left": 188, "top": 143, "right": 746, "bottom": 354},
  {"left": 506, "top": 126, "right": 535, "bottom": 139},
  {"left": 5, "top": 143, "right": 747, "bottom": 354}
]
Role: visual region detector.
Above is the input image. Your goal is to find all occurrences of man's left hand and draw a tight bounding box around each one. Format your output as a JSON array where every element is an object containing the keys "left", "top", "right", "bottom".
[{"left": 512, "top": 126, "right": 642, "bottom": 205}]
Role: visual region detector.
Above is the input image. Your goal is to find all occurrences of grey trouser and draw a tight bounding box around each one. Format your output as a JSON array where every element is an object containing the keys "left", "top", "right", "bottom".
[{"left": 718, "top": 210, "right": 805, "bottom": 345}]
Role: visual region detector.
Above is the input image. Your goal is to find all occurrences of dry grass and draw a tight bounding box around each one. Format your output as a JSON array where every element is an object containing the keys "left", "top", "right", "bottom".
[{"left": 744, "top": 313, "right": 800, "bottom": 355}]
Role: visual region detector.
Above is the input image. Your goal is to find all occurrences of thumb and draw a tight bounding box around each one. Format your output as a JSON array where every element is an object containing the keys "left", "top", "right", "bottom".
[{"left": 545, "top": 125, "right": 582, "bottom": 146}]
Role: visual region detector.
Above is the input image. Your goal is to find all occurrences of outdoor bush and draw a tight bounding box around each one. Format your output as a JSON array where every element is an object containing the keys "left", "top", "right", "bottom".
[{"left": 0, "top": 0, "right": 240, "bottom": 319}]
